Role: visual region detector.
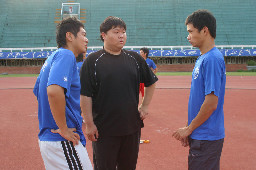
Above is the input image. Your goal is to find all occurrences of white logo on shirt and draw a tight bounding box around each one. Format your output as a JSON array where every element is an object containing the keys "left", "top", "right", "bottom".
[
  {"left": 194, "top": 67, "right": 199, "bottom": 79},
  {"left": 64, "top": 77, "right": 68, "bottom": 82},
  {"left": 42, "top": 61, "right": 48, "bottom": 72}
]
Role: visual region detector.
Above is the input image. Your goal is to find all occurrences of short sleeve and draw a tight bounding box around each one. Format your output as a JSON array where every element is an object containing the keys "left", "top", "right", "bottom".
[
  {"left": 80, "top": 56, "right": 95, "bottom": 97},
  {"left": 151, "top": 59, "right": 157, "bottom": 69},
  {"left": 202, "top": 57, "right": 223, "bottom": 97},
  {"left": 47, "top": 50, "right": 75, "bottom": 97},
  {"left": 139, "top": 55, "right": 158, "bottom": 87}
]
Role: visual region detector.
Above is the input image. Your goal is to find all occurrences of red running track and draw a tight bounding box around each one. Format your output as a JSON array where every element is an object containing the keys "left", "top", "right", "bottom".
[{"left": 0, "top": 76, "right": 255, "bottom": 169}]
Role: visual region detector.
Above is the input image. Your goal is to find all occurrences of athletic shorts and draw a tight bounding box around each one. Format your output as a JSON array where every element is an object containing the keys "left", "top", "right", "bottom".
[{"left": 39, "top": 140, "right": 93, "bottom": 170}]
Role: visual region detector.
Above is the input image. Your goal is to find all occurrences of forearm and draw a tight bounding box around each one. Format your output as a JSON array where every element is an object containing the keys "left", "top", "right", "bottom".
[
  {"left": 80, "top": 95, "right": 94, "bottom": 125},
  {"left": 154, "top": 68, "right": 158, "bottom": 74},
  {"left": 47, "top": 85, "right": 67, "bottom": 131},
  {"left": 142, "top": 83, "right": 156, "bottom": 106}
]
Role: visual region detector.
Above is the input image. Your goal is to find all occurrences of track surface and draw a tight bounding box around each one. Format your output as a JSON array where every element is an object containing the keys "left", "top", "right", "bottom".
[{"left": 0, "top": 76, "right": 255, "bottom": 169}]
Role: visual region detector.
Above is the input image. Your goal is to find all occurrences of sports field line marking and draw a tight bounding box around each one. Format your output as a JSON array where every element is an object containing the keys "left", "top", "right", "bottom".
[
  {"left": 0, "top": 87, "right": 255, "bottom": 90},
  {"left": 0, "top": 88, "right": 33, "bottom": 90},
  {"left": 156, "top": 87, "right": 256, "bottom": 90}
]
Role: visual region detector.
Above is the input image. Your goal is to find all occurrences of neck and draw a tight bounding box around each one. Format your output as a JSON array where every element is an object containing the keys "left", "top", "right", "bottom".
[
  {"left": 63, "top": 44, "right": 78, "bottom": 57},
  {"left": 104, "top": 43, "right": 122, "bottom": 55},
  {"left": 199, "top": 38, "right": 215, "bottom": 55}
]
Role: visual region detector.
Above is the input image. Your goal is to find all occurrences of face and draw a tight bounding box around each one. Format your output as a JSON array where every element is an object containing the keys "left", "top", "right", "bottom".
[
  {"left": 186, "top": 23, "right": 205, "bottom": 48},
  {"left": 140, "top": 50, "right": 146, "bottom": 59},
  {"left": 72, "top": 27, "right": 89, "bottom": 54},
  {"left": 101, "top": 26, "right": 127, "bottom": 50}
]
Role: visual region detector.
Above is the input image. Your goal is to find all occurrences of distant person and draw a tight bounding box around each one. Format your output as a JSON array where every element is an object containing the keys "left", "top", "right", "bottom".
[
  {"left": 76, "top": 49, "right": 87, "bottom": 75},
  {"left": 140, "top": 47, "right": 157, "bottom": 74},
  {"left": 172, "top": 10, "right": 226, "bottom": 170},
  {"left": 33, "top": 17, "right": 92, "bottom": 169},
  {"left": 139, "top": 47, "right": 158, "bottom": 97},
  {"left": 80, "top": 16, "right": 158, "bottom": 170}
]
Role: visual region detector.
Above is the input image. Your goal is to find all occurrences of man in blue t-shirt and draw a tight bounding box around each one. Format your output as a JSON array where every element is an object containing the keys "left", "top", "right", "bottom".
[
  {"left": 33, "top": 17, "right": 92, "bottom": 169},
  {"left": 172, "top": 10, "right": 226, "bottom": 170},
  {"left": 76, "top": 49, "right": 87, "bottom": 75},
  {"left": 139, "top": 47, "right": 157, "bottom": 97},
  {"left": 140, "top": 47, "right": 157, "bottom": 74}
]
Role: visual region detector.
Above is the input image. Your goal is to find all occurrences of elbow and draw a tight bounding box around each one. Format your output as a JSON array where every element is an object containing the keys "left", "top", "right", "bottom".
[
  {"left": 209, "top": 102, "right": 218, "bottom": 113},
  {"left": 147, "top": 83, "right": 156, "bottom": 89},
  {"left": 212, "top": 104, "right": 218, "bottom": 112}
]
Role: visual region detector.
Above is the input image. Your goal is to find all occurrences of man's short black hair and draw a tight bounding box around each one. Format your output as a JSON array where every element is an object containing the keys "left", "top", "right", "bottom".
[
  {"left": 100, "top": 16, "right": 126, "bottom": 41},
  {"left": 185, "top": 9, "right": 216, "bottom": 39},
  {"left": 76, "top": 53, "right": 84, "bottom": 62},
  {"left": 140, "top": 47, "right": 149, "bottom": 58},
  {"left": 56, "top": 17, "right": 84, "bottom": 48}
]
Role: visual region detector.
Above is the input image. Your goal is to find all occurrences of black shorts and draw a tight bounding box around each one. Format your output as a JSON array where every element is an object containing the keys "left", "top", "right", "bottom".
[
  {"left": 92, "top": 130, "right": 141, "bottom": 170},
  {"left": 188, "top": 137, "right": 224, "bottom": 170}
]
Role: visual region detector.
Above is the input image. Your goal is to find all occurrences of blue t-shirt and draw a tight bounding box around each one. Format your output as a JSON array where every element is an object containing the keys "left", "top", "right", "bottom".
[
  {"left": 146, "top": 58, "right": 157, "bottom": 70},
  {"left": 76, "top": 61, "right": 83, "bottom": 75},
  {"left": 33, "top": 48, "right": 86, "bottom": 146},
  {"left": 188, "top": 47, "right": 226, "bottom": 141}
]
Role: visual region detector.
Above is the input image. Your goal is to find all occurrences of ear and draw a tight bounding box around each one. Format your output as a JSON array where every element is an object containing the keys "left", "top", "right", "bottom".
[
  {"left": 202, "top": 26, "right": 209, "bottom": 35},
  {"left": 66, "top": 32, "right": 74, "bottom": 42},
  {"left": 101, "top": 32, "right": 106, "bottom": 40}
]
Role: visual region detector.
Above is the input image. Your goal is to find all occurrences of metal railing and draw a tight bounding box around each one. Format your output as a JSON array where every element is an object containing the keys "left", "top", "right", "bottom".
[{"left": 1, "top": 45, "right": 255, "bottom": 52}]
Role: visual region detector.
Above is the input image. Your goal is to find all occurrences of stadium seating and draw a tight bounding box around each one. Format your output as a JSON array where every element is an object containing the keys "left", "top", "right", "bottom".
[{"left": 0, "top": 0, "right": 255, "bottom": 48}]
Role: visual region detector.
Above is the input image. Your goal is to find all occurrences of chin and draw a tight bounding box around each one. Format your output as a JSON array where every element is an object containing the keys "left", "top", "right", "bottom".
[
  {"left": 191, "top": 43, "right": 198, "bottom": 48},
  {"left": 117, "top": 44, "right": 125, "bottom": 49}
]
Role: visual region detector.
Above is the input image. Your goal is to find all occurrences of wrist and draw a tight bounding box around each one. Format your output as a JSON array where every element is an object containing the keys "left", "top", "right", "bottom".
[
  {"left": 59, "top": 126, "right": 68, "bottom": 132},
  {"left": 186, "top": 126, "right": 193, "bottom": 135},
  {"left": 85, "top": 120, "right": 95, "bottom": 126},
  {"left": 141, "top": 103, "right": 149, "bottom": 108}
]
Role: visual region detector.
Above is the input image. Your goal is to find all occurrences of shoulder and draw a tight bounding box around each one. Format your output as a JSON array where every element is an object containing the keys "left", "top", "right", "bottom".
[
  {"left": 77, "top": 61, "right": 83, "bottom": 66},
  {"left": 146, "top": 58, "right": 153, "bottom": 62},
  {"left": 204, "top": 48, "right": 225, "bottom": 65},
  {"left": 87, "top": 49, "right": 105, "bottom": 61},
  {"left": 123, "top": 49, "right": 140, "bottom": 57},
  {"left": 58, "top": 48, "right": 74, "bottom": 57},
  {"left": 123, "top": 49, "right": 143, "bottom": 61},
  {"left": 53, "top": 48, "right": 75, "bottom": 63}
]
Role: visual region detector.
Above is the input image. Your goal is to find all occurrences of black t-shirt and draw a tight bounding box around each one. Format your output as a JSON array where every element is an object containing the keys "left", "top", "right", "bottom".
[{"left": 80, "top": 49, "right": 158, "bottom": 136}]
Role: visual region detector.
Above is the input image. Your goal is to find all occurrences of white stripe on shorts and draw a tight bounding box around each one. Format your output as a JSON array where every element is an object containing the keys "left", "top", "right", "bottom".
[{"left": 39, "top": 140, "right": 93, "bottom": 170}]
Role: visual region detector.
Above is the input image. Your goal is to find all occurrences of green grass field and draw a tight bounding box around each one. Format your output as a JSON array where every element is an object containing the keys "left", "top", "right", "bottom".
[
  {"left": 1, "top": 72, "right": 256, "bottom": 78},
  {"left": 0, "top": 74, "right": 39, "bottom": 78}
]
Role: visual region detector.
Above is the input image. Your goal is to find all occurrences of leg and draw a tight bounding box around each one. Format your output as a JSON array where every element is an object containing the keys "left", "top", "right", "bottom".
[
  {"left": 74, "top": 141, "right": 93, "bottom": 170},
  {"left": 117, "top": 130, "right": 141, "bottom": 170},
  {"left": 92, "top": 136, "right": 121, "bottom": 170},
  {"left": 39, "top": 140, "right": 93, "bottom": 170},
  {"left": 188, "top": 138, "right": 224, "bottom": 170}
]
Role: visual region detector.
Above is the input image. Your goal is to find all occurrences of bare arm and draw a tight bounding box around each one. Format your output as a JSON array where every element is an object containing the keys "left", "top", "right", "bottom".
[
  {"left": 139, "top": 83, "right": 156, "bottom": 120},
  {"left": 172, "top": 92, "right": 218, "bottom": 142},
  {"left": 47, "top": 85, "right": 80, "bottom": 145},
  {"left": 151, "top": 67, "right": 158, "bottom": 74},
  {"left": 80, "top": 95, "right": 98, "bottom": 141}
]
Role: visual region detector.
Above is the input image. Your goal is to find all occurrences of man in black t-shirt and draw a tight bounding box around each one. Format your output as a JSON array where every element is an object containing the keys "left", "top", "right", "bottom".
[{"left": 80, "top": 16, "right": 158, "bottom": 170}]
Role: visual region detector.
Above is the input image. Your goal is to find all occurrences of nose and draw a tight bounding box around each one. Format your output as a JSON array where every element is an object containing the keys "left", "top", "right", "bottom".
[
  {"left": 85, "top": 37, "right": 89, "bottom": 43},
  {"left": 119, "top": 33, "right": 124, "bottom": 38},
  {"left": 187, "top": 35, "right": 191, "bottom": 40}
]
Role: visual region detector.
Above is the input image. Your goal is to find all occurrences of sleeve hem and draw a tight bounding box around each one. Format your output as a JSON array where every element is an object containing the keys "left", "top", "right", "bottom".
[{"left": 205, "top": 90, "right": 219, "bottom": 97}]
